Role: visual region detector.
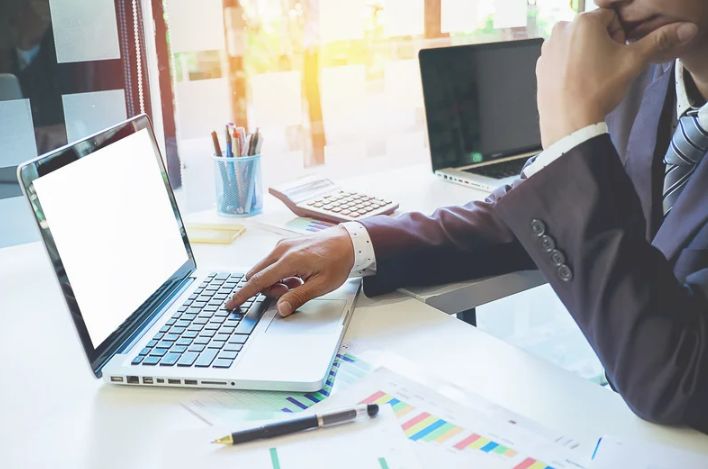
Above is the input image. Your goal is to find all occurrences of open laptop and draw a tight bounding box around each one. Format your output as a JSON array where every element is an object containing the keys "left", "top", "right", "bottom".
[
  {"left": 17, "top": 114, "right": 361, "bottom": 391},
  {"left": 419, "top": 38, "right": 543, "bottom": 191}
]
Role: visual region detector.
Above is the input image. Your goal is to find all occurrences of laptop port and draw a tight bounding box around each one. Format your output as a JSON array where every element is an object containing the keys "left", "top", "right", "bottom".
[
  {"left": 201, "top": 381, "right": 227, "bottom": 386},
  {"left": 156, "top": 378, "right": 164, "bottom": 384},
  {"left": 184, "top": 379, "right": 198, "bottom": 385},
  {"left": 110, "top": 376, "right": 124, "bottom": 383},
  {"left": 168, "top": 378, "right": 181, "bottom": 385},
  {"left": 126, "top": 376, "right": 139, "bottom": 384},
  {"left": 143, "top": 377, "right": 154, "bottom": 384}
]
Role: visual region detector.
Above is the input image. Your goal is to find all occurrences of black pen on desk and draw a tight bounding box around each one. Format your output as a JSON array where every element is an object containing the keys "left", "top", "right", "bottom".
[{"left": 211, "top": 403, "right": 379, "bottom": 446}]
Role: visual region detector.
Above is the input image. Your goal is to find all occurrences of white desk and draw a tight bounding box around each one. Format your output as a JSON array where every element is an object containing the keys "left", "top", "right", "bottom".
[{"left": 1, "top": 228, "right": 707, "bottom": 468}]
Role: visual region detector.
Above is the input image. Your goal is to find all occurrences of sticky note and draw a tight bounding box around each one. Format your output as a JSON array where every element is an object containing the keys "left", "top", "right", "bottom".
[
  {"left": 49, "top": 0, "right": 120, "bottom": 63},
  {"left": 62, "top": 90, "right": 127, "bottom": 143}
]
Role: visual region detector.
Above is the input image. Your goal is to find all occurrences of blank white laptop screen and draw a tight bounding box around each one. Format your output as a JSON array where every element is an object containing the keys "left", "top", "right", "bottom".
[{"left": 33, "top": 128, "right": 189, "bottom": 346}]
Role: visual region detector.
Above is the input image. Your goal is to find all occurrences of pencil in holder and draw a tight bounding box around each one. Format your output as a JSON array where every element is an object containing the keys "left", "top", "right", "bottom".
[{"left": 213, "top": 154, "right": 263, "bottom": 217}]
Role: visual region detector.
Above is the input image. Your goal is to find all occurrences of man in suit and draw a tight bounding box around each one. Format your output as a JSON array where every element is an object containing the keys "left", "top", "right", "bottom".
[
  {"left": 228, "top": 1, "right": 708, "bottom": 432},
  {"left": 0, "top": 0, "right": 67, "bottom": 152}
]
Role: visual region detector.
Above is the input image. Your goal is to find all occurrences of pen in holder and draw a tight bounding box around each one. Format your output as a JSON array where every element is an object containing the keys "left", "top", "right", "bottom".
[{"left": 213, "top": 154, "right": 263, "bottom": 217}]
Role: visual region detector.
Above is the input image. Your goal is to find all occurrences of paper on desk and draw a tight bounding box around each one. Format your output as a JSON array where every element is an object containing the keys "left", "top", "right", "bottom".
[
  {"left": 182, "top": 344, "right": 374, "bottom": 424},
  {"left": 254, "top": 214, "right": 336, "bottom": 236},
  {"left": 309, "top": 367, "right": 591, "bottom": 469},
  {"left": 589, "top": 435, "right": 708, "bottom": 468},
  {"left": 162, "top": 406, "right": 421, "bottom": 469}
]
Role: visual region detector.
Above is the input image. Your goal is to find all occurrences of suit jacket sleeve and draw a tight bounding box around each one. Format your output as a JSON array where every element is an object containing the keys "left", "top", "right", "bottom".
[
  {"left": 494, "top": 134, "right": 708, "bottom": 432},
  {"left": 358, "top": 180, "right": 537, "bottom": 297}
]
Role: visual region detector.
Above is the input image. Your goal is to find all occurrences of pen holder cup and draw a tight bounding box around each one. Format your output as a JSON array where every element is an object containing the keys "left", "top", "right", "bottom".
[{"left": 212, "top": 154, "right": 263, "bottom": 217}]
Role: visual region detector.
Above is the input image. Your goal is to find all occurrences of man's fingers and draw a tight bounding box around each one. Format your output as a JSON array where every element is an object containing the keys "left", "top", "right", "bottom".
[
  {"left": 276, "top": 276, "right": 328, "bottom": 317},
  {"left": 263, "top": 277, "right": 304, "bottom": 297},
  {"left": 586, "top": 7, "right": 618, "bottom": 28},
  {"left": 245, "top": 256, "right": 278, "bottom": 280},
  {"left": 630, "top": 22, "right": 698, "bottom": 64},
  {"left": 248, "top": 277, "right": 304, "bottom": 304},
  {"left": 578, "top": 9, "right": 624, "bottom": 43},
  {"left": 605, "top": 12, "right": 625, "bottom": 43},
  {"left": 245, "top": 241, "right": 292, "bottom": 279},
  {"left": 227, "top": 260, "right": 295, "bottom": 308},
  {"left": 261, "top": 283, "right": 289, "bottom": 299},
  {"left": 281, "top": 276, "right": 304, "bottom": 289}
]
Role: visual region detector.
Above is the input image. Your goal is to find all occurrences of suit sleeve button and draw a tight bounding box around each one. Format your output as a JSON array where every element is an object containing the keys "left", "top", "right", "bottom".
[
  {"left": 531, "top": 219, "right": 546, "bottom": 237},
  {"left": 557, "top": 264, "right": 573, "bottom": 282},
  {"left": 550, "top": 249, "right": 566, "bottom": 266},
  {"left": 541, "top": 235, "right": 556, "bottom": 252}
]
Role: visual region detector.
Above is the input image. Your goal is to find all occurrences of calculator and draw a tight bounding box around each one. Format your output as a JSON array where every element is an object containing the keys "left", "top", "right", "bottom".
[{"left": 268, "top": 177, "right": 399, "bottom": 223}]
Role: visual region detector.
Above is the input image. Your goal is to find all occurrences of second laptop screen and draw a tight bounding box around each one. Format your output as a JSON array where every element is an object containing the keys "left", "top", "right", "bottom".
[{"left": 421, "top": 40, "right": 543, "bottom": 171}]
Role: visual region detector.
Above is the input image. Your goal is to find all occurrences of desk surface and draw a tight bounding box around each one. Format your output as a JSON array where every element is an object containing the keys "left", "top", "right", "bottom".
[{"left": 1, "top": 228, "right": 707, "bottom": 468}]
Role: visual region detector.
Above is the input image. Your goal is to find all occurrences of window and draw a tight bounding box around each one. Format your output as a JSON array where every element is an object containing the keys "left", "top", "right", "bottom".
[
  {"left": 0, "top": 0, "right": 152, "bottom": 247},
  {"left": 156, "top": 0, "right": 582, "bottom": 213}
]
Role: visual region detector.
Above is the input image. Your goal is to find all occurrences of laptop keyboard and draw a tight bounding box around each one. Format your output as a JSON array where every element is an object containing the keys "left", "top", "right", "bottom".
[
  {"left": 464, "top": 158, "right": 528, "bottom": 179},
  {"left": 130, "top": 272, "right": 267, "bottom": 369}
]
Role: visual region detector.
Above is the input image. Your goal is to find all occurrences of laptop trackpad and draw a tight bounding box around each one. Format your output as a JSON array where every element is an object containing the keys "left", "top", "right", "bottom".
[
  {"left": 265, "top": 299, "right": 346, "bottom": 336},
  {"left": 233, "top": 299, "right": 348, "bottom": 389}
]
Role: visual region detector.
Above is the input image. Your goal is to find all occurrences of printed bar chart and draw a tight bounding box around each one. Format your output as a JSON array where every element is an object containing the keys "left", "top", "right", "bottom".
[
  {"left": 361, "top": 390, "right": 552, "bottom": 468},
  {"left": 183, "top": 348, "right": 374, "bottom": 426},
  {"left": 513, "top": 457, "right": 551, "bottom": 469},
  {"left": 280, "top": 352, "right": 371, "bottom": 413},
  {"left": 285, "top": 217, "right": 335, "bottom": 234},
  {"left": 266, "top": 445, "right": 399, "bottom": 469},
  {"left": 269, "top": 447, "right": 281, "bottom": 469}
]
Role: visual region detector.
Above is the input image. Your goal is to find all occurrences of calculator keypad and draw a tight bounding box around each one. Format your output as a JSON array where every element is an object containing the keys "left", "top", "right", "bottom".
[{"left": 305, "top": 192, "right": 392, "bottom": 218}]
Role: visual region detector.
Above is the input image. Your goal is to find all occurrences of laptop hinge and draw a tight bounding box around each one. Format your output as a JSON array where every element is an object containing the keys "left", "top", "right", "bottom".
[{"left": 454, "top": 150, "right": 538, "bottom": 171}]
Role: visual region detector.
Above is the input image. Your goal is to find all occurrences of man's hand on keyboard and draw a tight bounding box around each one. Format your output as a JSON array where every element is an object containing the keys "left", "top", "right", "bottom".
[{"left": 225, "top": 226, "right": 355, "bottom": 317}]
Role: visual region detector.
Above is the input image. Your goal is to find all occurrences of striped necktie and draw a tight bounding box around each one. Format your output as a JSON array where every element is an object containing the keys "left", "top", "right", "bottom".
[{"left": 662, "top": 109, "right": 708, "bottom": 216}]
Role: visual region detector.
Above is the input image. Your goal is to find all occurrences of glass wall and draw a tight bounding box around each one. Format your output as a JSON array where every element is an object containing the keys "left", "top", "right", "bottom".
[
  {"left": 0, "top": 0, "right": 151, "bottom": 247},
  {"left": 159, "top": 0, "right": 582, "bottom": 212}
]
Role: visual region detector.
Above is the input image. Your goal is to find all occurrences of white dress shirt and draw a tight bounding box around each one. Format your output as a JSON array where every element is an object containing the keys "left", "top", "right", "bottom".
[{"left": 344, "top": 60, "right": 708, "bottom": 276}]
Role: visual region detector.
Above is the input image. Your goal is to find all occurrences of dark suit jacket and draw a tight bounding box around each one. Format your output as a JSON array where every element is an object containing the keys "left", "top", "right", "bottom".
[{"left": 360, "top": 63, "right": 708, "bottom": 433}]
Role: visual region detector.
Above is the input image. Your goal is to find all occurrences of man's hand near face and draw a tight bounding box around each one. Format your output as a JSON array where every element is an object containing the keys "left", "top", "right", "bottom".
[
  {"left": 225, "top": 227, "right": 355, "bottom": 317},
  {"left": 536, "top": 8, "right": 698, "bottom": 148}
]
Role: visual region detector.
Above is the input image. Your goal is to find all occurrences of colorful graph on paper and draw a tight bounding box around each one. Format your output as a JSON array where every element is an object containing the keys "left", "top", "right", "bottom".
[
  {"left": 360, "top": 390, "right": 556, "bottom": 469},
  {"left": 285, "top": 217, "right": 335, "bottom": 234},
  {"left": 183, "top": 348, "right": 373, "bottom": 424},
  {"left": 267, "top": 447, "right": 395, "bottom": 469},
  {"left": 167, "top": 405, "right": 421, "bottom": 469},
  {"left": 280, "top": 352, "right": 370, "bottom": 412}
]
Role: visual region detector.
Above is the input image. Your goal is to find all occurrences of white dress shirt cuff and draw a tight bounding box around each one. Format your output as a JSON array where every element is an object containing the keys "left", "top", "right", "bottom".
[
  {"left": 522, "top": 123, "right": 609, "bottom": 179},
  {"left": 341, "top": 221, "right": 377, "bottom": 277}
]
